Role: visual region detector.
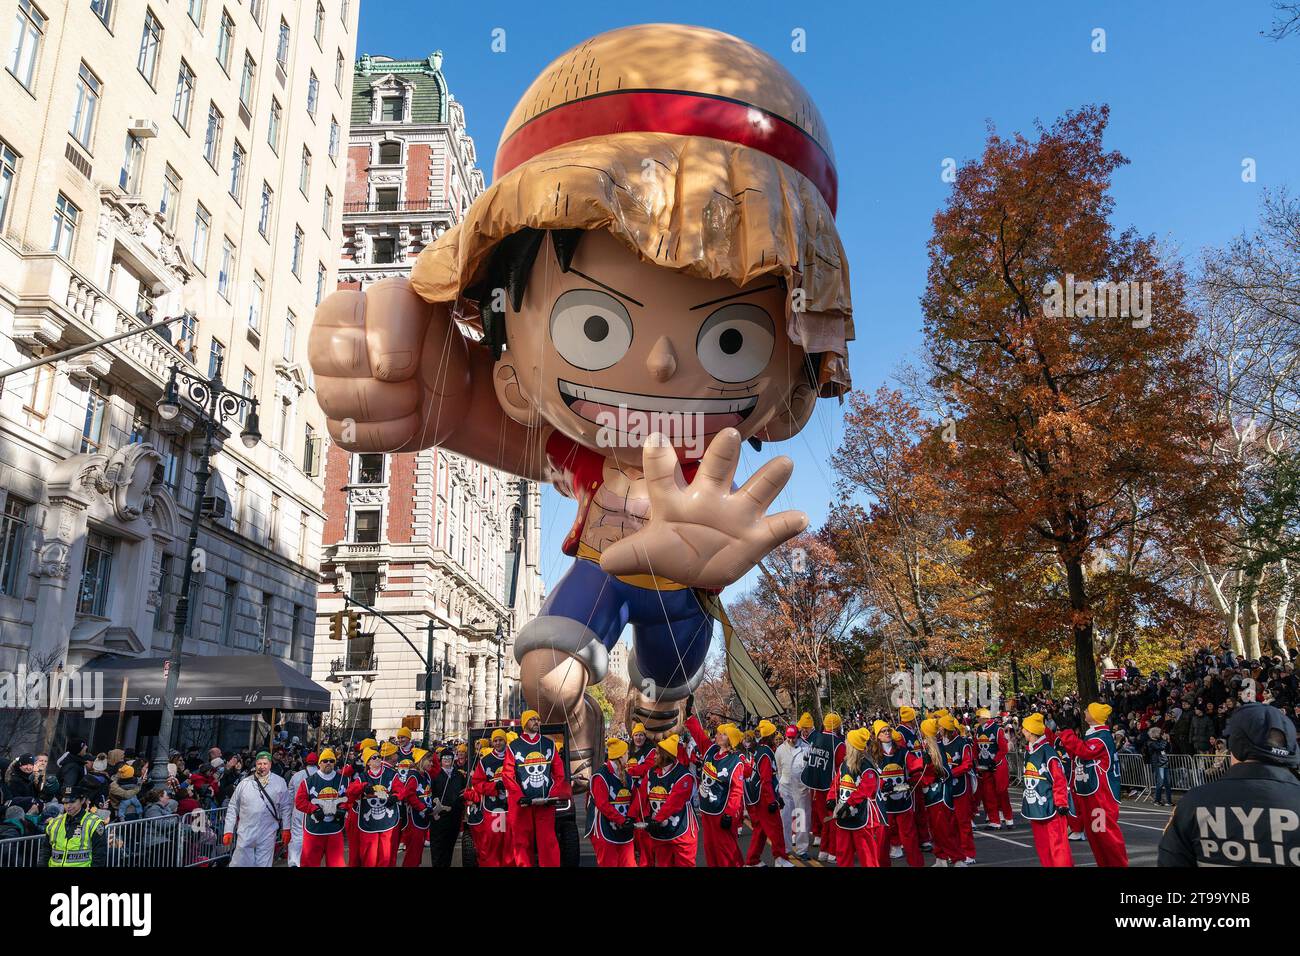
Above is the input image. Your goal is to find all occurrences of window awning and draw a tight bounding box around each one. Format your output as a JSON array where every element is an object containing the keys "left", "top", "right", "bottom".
[{"left": 83, "top": 654, "right": 332, "bottom": 713}]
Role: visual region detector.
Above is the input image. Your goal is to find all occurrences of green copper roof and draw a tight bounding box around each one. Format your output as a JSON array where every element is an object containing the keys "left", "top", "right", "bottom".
[{"left": 351, "top": 52, "right": 448, "bottom": 125}]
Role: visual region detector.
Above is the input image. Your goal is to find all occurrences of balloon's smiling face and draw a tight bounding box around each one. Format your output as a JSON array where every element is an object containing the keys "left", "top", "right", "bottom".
[{"left": 493, "top": 230, "right": 817, "bottom": 458}]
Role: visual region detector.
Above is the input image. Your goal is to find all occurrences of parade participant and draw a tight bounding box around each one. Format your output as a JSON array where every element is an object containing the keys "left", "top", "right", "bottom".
[
  {"left": 393, "top": 726, "right": 416, "bottom": 764},
  {"left": 646, "top": 734, "right": 698, "bottom": 867},
  {"left": 295, "top": 749, "right": 349, "bottom": 868},
  {"left": 285, "top": 752, "right": 315, "bottom": 866},
  {"left": 743, "top": 719, "right": 792, "bottom": 866},
  {"left": 310, "top": 24, "right": 854, "bottom": 786},
  {"left": 1048, "top": 726, "right": 1086, "bottom": 842},
  {"left": 973, "top": 707, "right": 1013, "bottom": 830},
  {"left": 427, "top": 748, "right": 467, "bottom": 867},
  {"left": 938, "top": 715, "right": 976, "bottom": 865},
  {"left": 685, "top": 716, "right": 747, "bottom": 866},
  {"left": 874, "top": 721, "right": 924, "bottom": 867},
  {"left": 379, "top": 740, "right": 400, "bottom": 769},
  {"left": 340, "top": 739, "right": 371, "bottom": 866},
  {"left": 469, "top": 729, "right": 512, "bottom": 867},
  {"left": 625, "top": 722, "right": 657, "bottom": 866},
  {"left": 38, "top": 785, "right": 106, "bottom": 867},
  {"left": 797, "top": 712, "right": 815, "bottom": 743},
  {"left": 775, "top": 725, "right": 811, "bottom": 860},
  {"left": 1019, "top": 714, "right": 1072, "bottom": 867},
  {"left": 1159, "top": 703, "right": 1300, "bottom": 867},
  {"left": 222, "top": 751, "right": 290, "bottom": 867},
  {"left": 587, "top": 737, "right": 637, "bottom": 867},
  {"left": 801, "top": 712, "right": 845, "bottom": 862},
  {"left": 345, "top": 747, "right": 400, "bottom": 866},
  {"left": 919, "top": 719, "right": 956, "bottom": 866},
  {"left": 1057, "top": 703, "right": 1128, "bottom": 867},
  {"left": 830, "top": 728, "right": 887, "bottom": 867},
  {"left": 503, "top": 709, "right": 571, "bottom": 867},
  {"left": 391, "top": 751, "right": 428, "bottom": 867}
]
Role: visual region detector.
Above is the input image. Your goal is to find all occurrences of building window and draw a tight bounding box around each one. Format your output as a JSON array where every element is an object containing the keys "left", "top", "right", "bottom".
[
  {"left": 90, "top": 0, "right": 113, "bottom": 29},
  {"left": 192, "top": 203, "right": 211, "bottom": 271},
  {"left": 374, "top": 186, "right": 398, "bottom": 211},
  {"left": 289, "top": 603, "right": 303, "bottom": 659},
  {"left": 268, "top": 493, "right": 281, "bottom": 549},
  {"left": 7, "top": 0, "right": 44, "bottom": 91},
  {"left": 80, "top": 380, "right": 106, "bottom": 453},
  {"left": 0, "top": 498, "right": 29, "bottom": 596},
  {"left": 250, "top": 0, "right": 264, "bottom": 27},
  {"left": 380, "top": 96, "right": 402, "bottom": 123},
  {"left": 173, "top": 60, "right": 195, "bottom": 129},
  {"left": 291, "top": 225, "right": 303, "bottom": 276},
  {"left": 299, "top": 145, "right": 311, "bottom": 194},
  {"left": 276, "top": 396, "right": 292, "bottom": 447},
  {"left": 137, "top": 8, "right": 162, "bottom": 85},
  {"left": 215, "top": 8, "right": 234, "bottom": 73},
  {"left": 296, "top": 511, "right": 308, "bottom": 564},
  {"left": 328, "top": 117, "right": 339, "bottom": 161},
  {"left": 119, "top": 133, "right": 145, "bottom": 194},
  {"left": 176, "top": 311, "right": 197, "bottom": 360},
  {"left": 0, "top": 141, "right": 16, "bottom": 232},
  {"left": 275, "top": 18, "right": 289, "bottom": 70},
  {"left": 302, "top": 424, "right": 319, "bottom": 475},
  {"left": 354, "top": 454, "right": 384, "bottom": 484},
  {"left": 372, "top": 236, "right": 396, "bottom": 264},
  {"left": 266, "top": 96, "right": 281, "bottom": 153},
  {"left": 203, "top": 102, "right": 222, "bottom": 167},
  {"left": 248, "top": 271, "right": 264, "bottom": 334},
  {"left": 341, "top": 0, "right": 350, "bottom": 25},
  {"left": 221, "top": 577, "right": 238, "bottom": 645},
  {"left": 217, "top": 237, "right": 234, "bottom": 300},
  {"left": 129, "top": 404, "right": 151, "bottom": 443},
  {"left": 78, "top": 531, "right": 114, "bottom": 616},
  {"left": 187, "top": 0, "right": 204, "bottom": 28},
  {"left": 322, "top": 187, "right": 332, "bottom": 233},
  {"left": 208, "top": 336, "right": 224, "bottom": 378},
  {"left": 229, "top": 139, "right": 246, "bottom": 202},
  {"left": 161, "top": 436, "right": 183, "bottom": 493},
  {"left": 316, "top": 263, "right": 326, "bottom": 305},
  {"left": 50, "top": 193, "right": 79, "bottom": 258},
  {"left": 282, "top": 310, "right": 296, "bottom": 360},
  {"left": 258, "top": 180, "right": 272, "bottom": 237},
  {"left": 232, "top": 469, "right": 247, "bottom": 532},
  {"left": 335, "top": 49, "right": 344, "bottom": 90},
  {"left": 239, "top": 52, "right": 256, "bottom": 108},
  {"left": 70, "top": 62, "right": 101, "bottom": 150},
  {"left": 160, "top": 164, "right": 181, "bottom": 232},
  {"left": 352, "top": 508, "right": 381, "bottom": 543},
  {"left": 350, "top": 570, "right": 377, "bottom": 604},
  {"left": 378, "top": 141, "right": 400, "bottom": 165},
  {"left": 240, "top": 368, "right": 255, "bottom": 424},
  {"left": 306, "top": 70, "right": 319, "bottom": 118}
]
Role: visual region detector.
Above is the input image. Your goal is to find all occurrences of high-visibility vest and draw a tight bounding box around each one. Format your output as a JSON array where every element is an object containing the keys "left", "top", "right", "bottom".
[{"left": 45, "top": 810, "right": 102, "bottom": 867}]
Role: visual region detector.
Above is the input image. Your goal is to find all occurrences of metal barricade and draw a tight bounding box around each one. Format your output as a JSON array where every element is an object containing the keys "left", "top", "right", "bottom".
[
  {"left": 1116, "top": 752, "right": 1151, "bottom": 799},
  {"left": 2, "top": 807, "right": 230, "bottom": 868},
  {"left": 0, "top": 832, "right": 45, "bottom": 868},
  {"left": 1006, "top": 751, "right": 1024, "bottom": 785}
]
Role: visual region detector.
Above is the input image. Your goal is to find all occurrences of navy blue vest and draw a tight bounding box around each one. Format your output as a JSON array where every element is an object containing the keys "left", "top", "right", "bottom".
[
  {"left": 302, "top": 769, "right": 346, "bottom": 836},
  {"left": 585, "top": 764, "right": 634, "bottom": 844},
  {"left": 510, "top": 734, "right": 558, "bottom": 800},
  {"left": 646, "top": 763, "right": 694, "bottom": 840},
  {"left": 1021, "top": 739, "right": 1062, "bottom": 820}
]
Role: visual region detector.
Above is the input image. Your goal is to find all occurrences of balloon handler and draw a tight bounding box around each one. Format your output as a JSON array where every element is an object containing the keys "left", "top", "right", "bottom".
[{"left": 308, "top": 23, "right": 853, "bottom": 786}]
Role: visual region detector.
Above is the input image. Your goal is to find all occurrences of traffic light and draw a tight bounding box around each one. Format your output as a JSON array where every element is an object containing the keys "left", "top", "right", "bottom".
[
  {"left": 347, "top": 611, "right": 361, "bottom": 641},
  {"left": 328, "top": 611, "right": 344, "bottom": 640}
]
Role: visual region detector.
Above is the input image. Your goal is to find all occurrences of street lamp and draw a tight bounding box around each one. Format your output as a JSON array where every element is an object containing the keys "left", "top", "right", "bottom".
[{"left": 148, "top": 357, "right": 260, "bottom": 793}]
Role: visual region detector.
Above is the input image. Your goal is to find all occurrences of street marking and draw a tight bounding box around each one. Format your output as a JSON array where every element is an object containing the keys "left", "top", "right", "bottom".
[{"left": 973, "top": 828, "right": 1033, "bottom": 849}]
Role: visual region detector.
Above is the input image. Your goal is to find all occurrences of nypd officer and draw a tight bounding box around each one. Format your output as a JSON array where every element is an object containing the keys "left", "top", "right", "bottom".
[
  {"left": 38, "top": 785, "right": 107, "bottom": 867},
  {"left": 1158, "top": 703, "right": 1300, "bottom": 867}
]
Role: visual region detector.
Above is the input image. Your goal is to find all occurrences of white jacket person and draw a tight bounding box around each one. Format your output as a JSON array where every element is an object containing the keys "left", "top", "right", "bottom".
[{"left": 223, "top": 751, "right": 290, "bottom": 867}]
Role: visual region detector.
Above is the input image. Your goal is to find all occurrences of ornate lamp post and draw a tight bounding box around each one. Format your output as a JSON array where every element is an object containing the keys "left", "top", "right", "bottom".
[{"left": 148, "top": 358, "right": 261, "bottom": 791}]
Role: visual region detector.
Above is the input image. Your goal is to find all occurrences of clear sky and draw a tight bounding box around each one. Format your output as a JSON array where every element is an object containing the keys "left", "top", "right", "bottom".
[{"left": 357, "top": 0, "right": 1298, "bottom": 595}]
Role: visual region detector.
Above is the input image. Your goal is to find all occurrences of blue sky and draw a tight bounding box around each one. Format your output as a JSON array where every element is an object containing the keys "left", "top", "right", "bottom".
[{"left": 358, "top": 1, "right": 1297, "bottom": 595}]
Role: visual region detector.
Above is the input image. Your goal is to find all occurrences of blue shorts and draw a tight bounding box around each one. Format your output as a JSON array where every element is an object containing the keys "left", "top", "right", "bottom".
[{"left": 540, "top": 559, "right": 715, "bottom": 693}]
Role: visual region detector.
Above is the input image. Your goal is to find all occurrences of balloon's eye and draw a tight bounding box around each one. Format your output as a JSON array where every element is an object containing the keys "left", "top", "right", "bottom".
[
  {"left": 696, "top": 303, "right": 774, "bottom": 383},
  {"left": 550, "top": 290, "right": 633, "bottom": 371}
]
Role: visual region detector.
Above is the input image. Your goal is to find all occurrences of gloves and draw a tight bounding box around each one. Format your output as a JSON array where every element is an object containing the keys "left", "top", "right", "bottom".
[
  {"left": 340, "top": 764, "right": 354, "bottom": 777},
  {"left": 1055, "top": 807, "right": 1068, "bottom": 817},
  {"left": 767, "top": 801, "right": 779, "bottom": 813},
  {"left": 222, "top": 832, "right": 233, "bottom": 846},
  {"left": 311, "top": 808, "right": 325, "bottom": 823},
  {"left": 826, "top": 797, "right": 835, "bottom": 810},
  {"left": 517, "top": 796, "right": 531, "bottom": 807},
  {"left": 281, "top": 829, "right": 291, "bottom": 846},
  {"left": 720, "top": 814, "right": 732, "bottom": 831},
  {"left": 363, "top": 783, "right": 376, "bottom": 797},
  {"left": 495, "top": 781, "right": 506, "bottom": 796},
  {"left": 777, "top": 796, "right": 785, "bottom": 810}
]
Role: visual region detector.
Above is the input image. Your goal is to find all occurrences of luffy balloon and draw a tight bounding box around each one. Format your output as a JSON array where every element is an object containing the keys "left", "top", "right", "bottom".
[{"left": 310, "top": 24, "right": 853, "bottom": 784}]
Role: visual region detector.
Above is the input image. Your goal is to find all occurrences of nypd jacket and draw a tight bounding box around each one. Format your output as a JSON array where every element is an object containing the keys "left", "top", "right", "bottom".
[{"left": 1157, "top": 762, "right": 1300, "bottom": 867}]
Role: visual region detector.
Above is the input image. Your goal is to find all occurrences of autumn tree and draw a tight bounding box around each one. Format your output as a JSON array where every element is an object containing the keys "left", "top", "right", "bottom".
[{"left": 922, "top": 105, "right": 1230, "bottom": 702}]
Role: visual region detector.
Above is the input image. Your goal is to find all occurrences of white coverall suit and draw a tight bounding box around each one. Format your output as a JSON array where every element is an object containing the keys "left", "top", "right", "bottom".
[
  {"left": 286, "top": 767, "right": 309, "bottom": 866},
  {"left": 774, "top": 739, "right": 810, "bottom": 857},
  {"left": 224, "top": 771, "right": 290, "bottom": 867}
]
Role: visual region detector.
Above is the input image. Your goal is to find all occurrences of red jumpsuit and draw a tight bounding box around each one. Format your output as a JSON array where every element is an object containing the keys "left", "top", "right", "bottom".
[
  {"left": 685, "top": 717, "right": 746, "bottom": 867},
  {"left": 468, "top": 750, "right": 512, "bottom": 867},
  {"left": 878, "top": 746, "right": 926, "bottom": 867},
  {"left": 587, "top": 763, "right": 637, "bottom": 867},
  {"left": 974, "top": 720, "right": 1014, "bottom": 827},
  {"left": 1057, "top": 727, "right": 1128, "bottom": 867},
  {"left": 920, "top": 762, "right": 958, "bottom": 863},
  {"left": 294, "top": 771, "right": 349, "bottom": 867},
  {"left": 1023, "top": 741, "right": 1073, "bottom": 867},
  {"left": 742, "top": 743, "right": 788, "bottom": 865},
  {"left": 344, "top": 766, "right": 400, "bottom": 867},
  {"left": 340, "top": 762, "right": 362, "bottom": 866},
  {"left": 625, "top": 744, "right": 657, "bottom": 866},
  {"left": 503, "top": 731, "right": 570, "bottom": 867},
  {"left": 939, "top": 735, "right": 976, "bottom": 862},
  {"left": 391, "top": 769, "right": 429, "bottom": 867},
  {"left": 646, "top": 758, "right": 698, "bottom": 867},
  {"left": 832, "top": 759, "right": 887, "bottom": 867}
]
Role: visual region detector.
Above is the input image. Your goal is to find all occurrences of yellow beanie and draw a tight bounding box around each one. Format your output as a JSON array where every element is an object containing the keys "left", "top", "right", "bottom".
[
  {"left": 920, "top": 719, "right": 939, "bottom": 739},
  {"left": 721, "top": 724, "right": 743, "bottom": 748},
  {"left": 455, "top": 743, "right": 467, "bottom": 754},
  {"left": 823, "top": 712, "right": 842, "bottom": 731},
  {"left": 412, "top": 748, "right": 429, "bottom": 764},
  {"left": 379, "top": 741, "right": 398, "bottom": 757},
  {"left": 871, "top": 719, "right": 890, "bottom": 736},
  {"left": 318, "top": 748, "right": 337, "bottom": 762},
  {"left": 1087, "top": 702, "right": 1112, "bottom": 725},
  {"left": 846, "top": 728, "right": 870, "bottom": 751},
  {"left": 899, "top": 705, "right": 917, "bottom": 723},
  {"left": 606, "top": 737, "right": 629, "bottom": 760},
  {"left": 658, "top": 734, "right": 680, "bottom": 756},
  {"left": 797, "top": 712, "right": 814, "bottom": 730},
  {"left": 932, "top": 708, "right": 950, "bottom": 720},
  {"left": 975, "top": 707, "right": 992, "bottom": 719},
  {"left": 521, "top": 709, "right": 541, "bottom": 727},
  {"left": 891, "top": 729, "right": 905, "bottom": 745},
  {"left": 631, "top": 723, "right": 646, "bottom": 735},
  {"left": 396, "top": 726, "right": 412, "bottom": 739},
  {"left": 490, "top": 729, "right": 508, "bottom": 743},
  {"left": 506, "top": 731, "right": 519, "bottom": 743},
  {"left": 756, "top": 719, "right": 777, "bottom": 739},
  {"left": 117, "top": 765, "right": 135, "bottom": 779},
  {"left": 939, "top": 715, "right": 959, "bottom": 733},
  {"left": 1022, "top": 713, "right": 1046, "bottom": 736},
  {"left": 358, "top": 738, "right": 378, "bottom": 751},
  {"left": 362, "top": 748, "right": 379, "bottom": 764}
]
